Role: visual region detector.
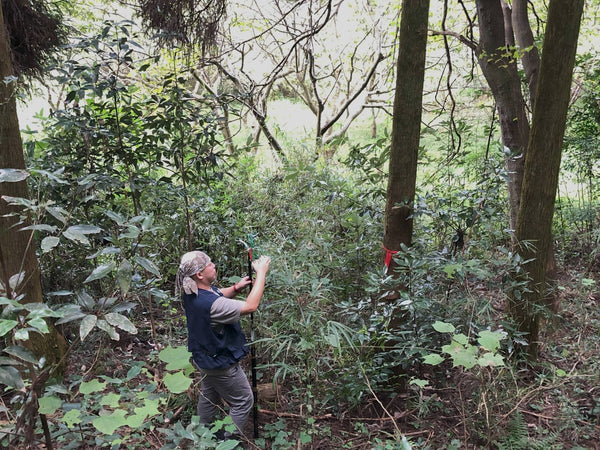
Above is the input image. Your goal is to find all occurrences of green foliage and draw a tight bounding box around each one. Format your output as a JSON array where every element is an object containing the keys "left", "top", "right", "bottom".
[
  {"left": 424, "top": 321, "right": 506, "bottom": 370},
  {"left": 4, "top": 12, "right": 600, "bottom": 447},
  {"left": 494, "top": 411, "right": 560, "bottom": 450}
]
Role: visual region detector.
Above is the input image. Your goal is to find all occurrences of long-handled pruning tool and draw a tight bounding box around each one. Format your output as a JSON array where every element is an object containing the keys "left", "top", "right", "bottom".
[{"left": 241, "top": 234, "right": 259, "bottom": 438}]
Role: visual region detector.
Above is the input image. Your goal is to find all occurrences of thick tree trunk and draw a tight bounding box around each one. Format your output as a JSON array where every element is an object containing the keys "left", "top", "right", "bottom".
[
  {"left": 475, "top": 0, "right": 530, "bottom": 236},
  {"left": 0, "top": 2, "right": 65, "bottom": 365},
  {"left": 514, "top": 0, "right": 584, "bottom": 359},
  {"left": 383, "top": 0, "right": 429, "bottom": 275}
]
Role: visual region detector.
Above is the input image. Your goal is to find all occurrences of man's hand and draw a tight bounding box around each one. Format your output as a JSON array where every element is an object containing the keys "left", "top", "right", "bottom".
[
  {"left": 235, "top": 275, "right": 252, "bottom": 291},
  {"left": 252, "top": 255, "right": 271, "bottom": 275}
]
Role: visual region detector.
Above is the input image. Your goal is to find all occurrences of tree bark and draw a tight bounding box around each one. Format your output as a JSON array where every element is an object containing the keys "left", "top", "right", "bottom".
[
  {"left": 0, "top": 1, "right": 65, "bottom": 366},
  {"left": 475, "top": 0, "right": 530, "bottom": 236},
  {"left": 514, "top": 0, "right": 584, "bottom": 359},
  {"left": 383, "top": 0, "right": 429, "bottom": 275},
  {"left": 512, "top": 0, "right": 540, "bottom": 107}
]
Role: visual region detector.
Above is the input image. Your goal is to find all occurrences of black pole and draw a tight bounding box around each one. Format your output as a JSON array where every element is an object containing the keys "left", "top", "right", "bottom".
[{"left": 247, "top": 247, "right": 259, "bottom": 438}]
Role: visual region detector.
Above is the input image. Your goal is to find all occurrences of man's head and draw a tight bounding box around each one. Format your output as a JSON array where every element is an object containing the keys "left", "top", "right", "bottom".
[{"left": 176, "top": 251, "right": 211, "bottom": 295}]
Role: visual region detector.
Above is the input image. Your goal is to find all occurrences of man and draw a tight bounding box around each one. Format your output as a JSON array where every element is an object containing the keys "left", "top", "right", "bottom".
[{"left": 175, "top": 250, "right": 271, "bottom": 438}]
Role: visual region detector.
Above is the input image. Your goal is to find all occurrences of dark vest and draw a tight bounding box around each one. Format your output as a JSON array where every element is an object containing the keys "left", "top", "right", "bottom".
[{"left": 183, "top": 287, "right": 249, "bottom": 370}]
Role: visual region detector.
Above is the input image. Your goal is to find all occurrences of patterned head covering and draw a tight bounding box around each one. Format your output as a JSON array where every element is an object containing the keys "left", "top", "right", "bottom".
[{"left": 175, "top": 251, "right": 211, "bottom": 295}]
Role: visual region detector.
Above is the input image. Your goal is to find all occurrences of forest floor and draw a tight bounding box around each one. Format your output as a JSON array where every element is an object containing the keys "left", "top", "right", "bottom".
[{"left": 58, "top": 265, "right": 600, "bottom": 449}]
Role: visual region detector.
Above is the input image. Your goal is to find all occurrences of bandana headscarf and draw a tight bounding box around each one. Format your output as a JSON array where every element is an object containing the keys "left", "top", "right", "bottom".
[{"left": 175, "top": 251, "right": 211, "bottom": 295}]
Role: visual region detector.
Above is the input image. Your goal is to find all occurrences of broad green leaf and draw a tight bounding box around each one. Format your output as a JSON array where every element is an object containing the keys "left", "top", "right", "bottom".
[
  {"left": 105, "top": 210, "right": 126, "bottom": 225},
  {"left": 41, "top": 236, "right": 60, "bottom": 253},
  {"left": 92, "top": 409, "right": 128, "bottom": 435},
  {"left": 0, "top": 319, "right": 18, "bottom": 337},
  {"left": 119, "top": 224, "right": 140, "bottom": 239},
  {"left": 141, "top": 214, "right": 155, "bottom": 231},
  {"left": 20, "top": 224, "right": 58, "bottom": 233},
  {"left": 31, "top": 168, "right": 68, "bottom": 184},
  {"left": 47, "top": 290, "right": 74, "bottom": 297},
  {"left": 125, "top": 411, "right": 148, "bottom": 428},
  {"left": 55, "top": 304, "right": 85, "bottom": 325},
  {"left": 432, "top": 321, "right": 455, "bottom": 333},
  {"left": 136, "top": 398, "right": 160, "bottom": 418},
  {"left": 0, "top": 365, "right": 25, "bottom": 389},
  {"left": 0, "top": 296, "right": 19, "bottom": 307},
  {"left": 116, "top": 259, "right": 132, "bottom": 294},
  {"left": 300, "top": 431, "right": 312, "bottom": 445},
  {"left": 79, "top": 379, "right": 107, "bottom": 394},
  {"left": 216, "top": 441, "right": 242, "bottom": 450},
  {"left": 135, "top": 256, "right": 161, "bottom": 277},
  {"left": 96, "top": 319, "right": 119, "bottom": 341},
  {"left": 0, "top": 356, "right": 18, "bottom": 365},
  {"left": 79, "top": 314, "right": 97, "bottom": 341},
  {"left": 63, "top": 228, "right": 91, "bottom": 246},
  {"left": 126, "top": 398, "right": 161, "bottom": 428},
  {"left": 100, "top": 392, "right": 121, "bottom": 408},
  {"left": 67, "top": 224, "right": 102, "bottom": 234},
  {"left": 4, "top": 345, "right": 39, "bottom": 364},
  {"left": 442, "top": 263, "right": 462, "bottom": 279},
  {"left": 449, "top": 347, "right": 478, "bottom": 369},
  {"left": 453, "top": 333, "right": 469, "bottom": 346},
  {"left": 84, "top": 261, "right": 116, "bottom": 283},
  {"left": 47, "top": 206, "right": 68, "bottom": 224},
  {"left": 14, "top": 328, "right": 29, "bottom": 340},
  {"left": 77, "top": 291, "right": 96, "bottom": 310},
  {"left": 158, "top": 346, "right": 192, "bottom": 371},
  {"left": 409, "top": 378, "right": 429, "bottom": 388},
  {"left": 423, "top": 353, "right": 445, "bottom": 366},
  {"left": 22, "top": 302, "right": 61, "bottom": 317},
  {"left": 126, "top": 363, "right": 143, "bottom": 380},
  {"left": 163, "top": 371, "right": 192, "bottom": 394},
  {"left": 61, "top": 409, "right": 82, "bottom": 427},
  {"left": 9, "top": 272, "right": 25, "bottom": 290},
  {"left": 478, "top": 352, "right": 505, "bottom": 368},
  {"left": 0, "top": 168, "right": 29, "bottom": 182},
  {"left": 1, "top": 195, "right": 32, "bottom": 207},
  {"left": 100, "top": 246, "right": 121, "bottom": 255},
  {"left": 442, "top": 340, "right": 464, "bottom": 355},
  {"left": 105, "top": 312, "right": 137, "bottom": 334},
  {"left": 38, "top": 396, "right": 62, "bottom": 415},
  {"left": 26, "top": 317, "right": 49, "bottom": 333},
  {"left": 477, "top": 330, "right": 505, "bottom": 352}
]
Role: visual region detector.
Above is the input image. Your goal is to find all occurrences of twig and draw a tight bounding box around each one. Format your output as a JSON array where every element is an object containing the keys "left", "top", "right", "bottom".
[
  {"left": 360, "top": 364, "right": 404, "bottom": 438},
  {"left": 258, "top": 409, "right": 333, "bottom": 420},
  {"left": 83, "top": 337, "right": 104, "bottom": 378},
  {"left": 163, "top": 405, "right": 185, "bottom": 424},
  {"left": 520, "top": 409, "right": 596, "bottom": 427}
]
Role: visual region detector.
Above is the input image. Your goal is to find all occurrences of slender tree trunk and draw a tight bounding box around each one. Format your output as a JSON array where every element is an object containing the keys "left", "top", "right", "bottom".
[
  {"left": 512, "top": 0, "right": 540, "bottom": 106},
  {"left": 383, "top": 0, "right": 430, "bottom": 276},
  {"left": 0, "top": 2, "right": 65, "bottom": 365},
  {"left": 475, "top": 0, "right": 530, "bottom": 236},
  {"left": 514, "top": 0, "right": 584, "bottom": 359}
]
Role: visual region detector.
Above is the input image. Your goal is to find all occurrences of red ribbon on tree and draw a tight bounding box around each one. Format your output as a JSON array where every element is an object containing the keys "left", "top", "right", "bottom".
[{"left": 383, "top": 245, "right": 398, "bottom": 269}]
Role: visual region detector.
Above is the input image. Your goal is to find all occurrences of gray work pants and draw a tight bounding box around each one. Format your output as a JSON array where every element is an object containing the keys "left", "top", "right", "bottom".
[{"left": 197, "top": 363, "right": 254, "bottom": 435}]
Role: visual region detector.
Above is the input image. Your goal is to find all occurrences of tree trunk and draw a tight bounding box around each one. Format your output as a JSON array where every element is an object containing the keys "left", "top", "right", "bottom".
[
  {"left": 0, "top": 2, "right": 65, "bottom": 366},
  {"left": 383, "top": 0, "right": 430, "bottom": 276},
  {"left": 511, "top": 0, "right": 540, "bottom": 107},
  {"left": 475, "top": 0, "right": 530, "bottom": 236},
  {"left": 514, "top": 0, "right": 584, "bottom": 359}
]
